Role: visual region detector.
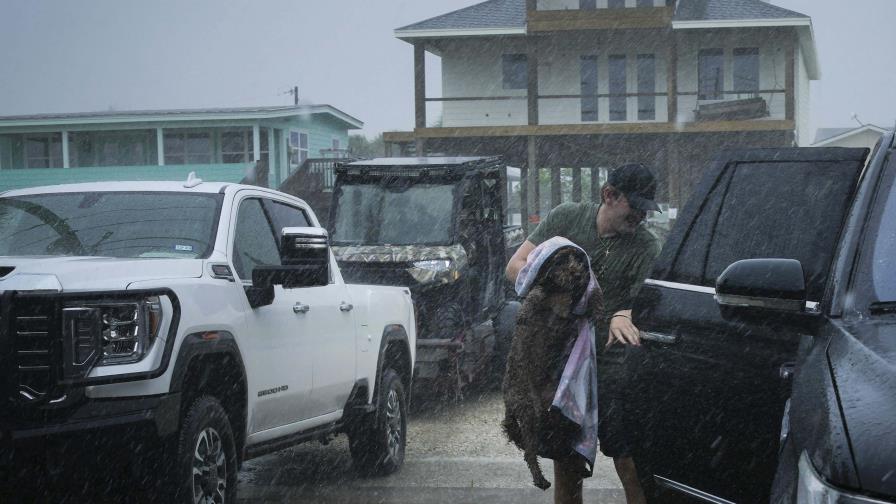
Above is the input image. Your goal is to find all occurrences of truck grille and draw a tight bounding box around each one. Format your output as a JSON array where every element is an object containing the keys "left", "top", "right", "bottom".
[{"left": 12, "top": 303, "right": 56, "bottom": 401}]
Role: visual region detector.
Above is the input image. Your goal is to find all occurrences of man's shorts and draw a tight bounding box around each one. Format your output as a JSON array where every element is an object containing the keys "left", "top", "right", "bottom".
[{"left": 596, "top": 345, "right": 635, "bottom": 459}]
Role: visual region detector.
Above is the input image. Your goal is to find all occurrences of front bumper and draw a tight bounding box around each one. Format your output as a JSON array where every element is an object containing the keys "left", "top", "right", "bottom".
[{"left": 1, "top": 392, "right": 180, "bottom": 477}]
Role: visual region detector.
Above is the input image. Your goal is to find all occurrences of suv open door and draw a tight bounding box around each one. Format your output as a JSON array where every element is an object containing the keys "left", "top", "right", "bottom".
[{"left": 629, "top": 147, "right": 869, "bottom": 503}]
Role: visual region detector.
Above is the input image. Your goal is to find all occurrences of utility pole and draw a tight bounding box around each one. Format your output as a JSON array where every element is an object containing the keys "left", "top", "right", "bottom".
[{"left": 289, "top": 86, "right": 299, "bottom": 105}]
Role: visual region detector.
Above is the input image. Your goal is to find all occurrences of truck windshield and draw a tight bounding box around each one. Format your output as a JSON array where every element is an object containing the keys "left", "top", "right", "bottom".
[
  {"left": 0, "top": 192, "right": 221, "bottom": 259},
  {"left": 332, "top": 183, "right": 455, "bottom": 245}
]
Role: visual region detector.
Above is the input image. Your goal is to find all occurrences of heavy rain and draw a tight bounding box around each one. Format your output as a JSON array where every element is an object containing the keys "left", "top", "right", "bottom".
[{"left": 0, "top": 1, "right": 895, "bottom": 504}]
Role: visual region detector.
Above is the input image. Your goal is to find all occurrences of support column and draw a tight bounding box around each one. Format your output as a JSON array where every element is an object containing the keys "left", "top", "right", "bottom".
[
  {"left": 61, "top": 131, "right": 70, "bottom": 168},
  {"left": 156, "top": 128, "right": 165, "bottom": 166},
  {"left": 527, "top": 136, "right": 540, "bottom": 227},
  {"left": 591, "top": 167, "right": 602, "bottom": 203},
  {"left": 667, "top": 31, "right": 678, "bottom": 124},
  {"left": 267, "top": 127, "right": 276, "bottom": 183},
  {"left": 550, "top": 167, "right": 561, "bottom": 209},
  {"left": 785, "top": 32, "right": 796, "bottom": 122},
  {"left": 252, "top": 125, "right": 261, "bottom": 162},
  {"left": 527, "top": 37, "right": 539, "bottom": 126},
  {"left": 414, "top": 43, "right": 427, "bottom": 155},
  {"left": 520, "top": 165, "right": 529, "bottom": 234},
  {"left": 572, "top": 167, "right": 582, "bottom": 202}
]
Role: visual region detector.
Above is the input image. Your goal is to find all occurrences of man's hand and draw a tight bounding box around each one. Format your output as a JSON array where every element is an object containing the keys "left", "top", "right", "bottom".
[{"left": 607, "top": 309, "right": 641, "bottom": 347}]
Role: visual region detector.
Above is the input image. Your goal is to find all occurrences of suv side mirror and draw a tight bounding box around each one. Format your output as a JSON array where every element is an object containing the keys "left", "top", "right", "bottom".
[
  {"left": 715, "top": 258, "right": 807, "bottom": 313},
  {"left": 253, "top": 227, "right": 330, "bottom": 290}
]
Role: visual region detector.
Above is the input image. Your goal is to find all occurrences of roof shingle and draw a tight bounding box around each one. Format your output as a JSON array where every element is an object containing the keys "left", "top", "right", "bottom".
[
  {"left": 673, "top": 0, "right": 809, "bottom": 22},
  {"left": 396, "top": 0, "right": 526, "bottom": 32},
  {"left": 395, "top": 0, "right": 810, "bottom": 33}
]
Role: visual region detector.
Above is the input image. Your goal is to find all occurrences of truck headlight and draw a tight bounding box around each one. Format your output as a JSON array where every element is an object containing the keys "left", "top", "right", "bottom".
[
  {"left": 797, "top": 452, "right": 886, "bottom": 504},
  {"left": 408, "top": 259, "right": 458, "bottom": 284},
  {"left": 64, "top": 295, "right": 164, "bottom": 368}
]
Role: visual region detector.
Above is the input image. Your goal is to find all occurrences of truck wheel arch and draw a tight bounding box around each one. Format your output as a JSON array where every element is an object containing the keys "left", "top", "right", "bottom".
[
  {"left": 373, "top": 325, "right": 413, "bottom": 408},
  {"left": 170, "top": 331, "right": 249, "bottom": 462}
]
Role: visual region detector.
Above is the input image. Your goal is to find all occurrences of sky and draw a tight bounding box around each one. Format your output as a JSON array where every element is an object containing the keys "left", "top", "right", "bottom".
[{"left": 0, "top": 0, "right": 893, "bottom": 139}]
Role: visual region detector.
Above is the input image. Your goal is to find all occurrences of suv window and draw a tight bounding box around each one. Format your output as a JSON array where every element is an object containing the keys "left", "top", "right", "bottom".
[
  {"left": 232, "top": 198, "right": 280, "bottom": 282},
  {"left": 704, "top": 162, "right": 854, "bottom": 300},
  {"left": 857, "top": 150, "right": 896, "bottom": 304}
]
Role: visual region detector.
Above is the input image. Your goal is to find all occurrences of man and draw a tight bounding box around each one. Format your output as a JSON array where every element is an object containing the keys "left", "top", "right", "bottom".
[{"left": 505, "top": 163, "right": 662, "bottom": 504}]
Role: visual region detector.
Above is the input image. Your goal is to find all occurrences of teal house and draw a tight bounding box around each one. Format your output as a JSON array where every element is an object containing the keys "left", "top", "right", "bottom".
[{"left": 0, "top": 105, "right": 363, "bottom": 190}]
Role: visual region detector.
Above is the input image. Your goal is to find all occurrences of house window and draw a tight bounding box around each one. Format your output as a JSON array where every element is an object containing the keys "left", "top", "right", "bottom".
[
  {"left": 608, "top": 0, "right": 626, "bottom": 8},
  {"left": 24, "top": 134, "right": 63, "bottom": 168},
  {"left": 699, "top": 48, "right": 725, "bottom": 100},
  {"left": 333, "top": 139, "right": 340, "bottom": 151},
  {"left": 221, "top": 129, "right": 252, "bottom": 163},
  {"left": 502, "top": 54, "right": 528, "bottom": 90},
  {"left": 289, "top": 130, "right": 308, "bottom": 171},
  {"left": 164, "top": 131, "right": 212, "bottom": 165},
  {"left": 636, "top": 0, "right": 654, "bottom": 7},
  {"left": 637, "top": 54, "right": 656, "bottom": 120},
  {"left": 579, "top": 0, "right": 596, "bottom": 9},
  {"left": 580, "top": 55, "right": 599, "bottom": 122},
  {"left": 609, "top": 55, "right": 627, "bottom": 121},
  {"left": 70, "top": 131, "right": 154, "bottom": 167},
  {"left": 733, "top": 47, "right": 760, "bottom": 94}
]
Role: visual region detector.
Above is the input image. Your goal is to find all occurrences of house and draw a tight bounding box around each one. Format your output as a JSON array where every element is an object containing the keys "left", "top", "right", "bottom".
[
  {"left": 0, "top": 105, "right": 362, "bottom": 191},
  {"left": 386, "top": 0, "right": 819, "bottom": 229},
  {"left": 812, "top": 125, "right": 888, "bottom": 150}
]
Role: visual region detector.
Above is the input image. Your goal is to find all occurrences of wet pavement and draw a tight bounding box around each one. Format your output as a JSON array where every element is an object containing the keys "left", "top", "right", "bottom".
[{"left": 237, "top": 389, "right": 625, "bottom": 503}]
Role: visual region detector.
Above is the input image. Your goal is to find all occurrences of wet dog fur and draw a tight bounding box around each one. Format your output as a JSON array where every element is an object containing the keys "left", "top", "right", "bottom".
[{"left": 502, "top": 247, "right": 602, "bottom": 490}]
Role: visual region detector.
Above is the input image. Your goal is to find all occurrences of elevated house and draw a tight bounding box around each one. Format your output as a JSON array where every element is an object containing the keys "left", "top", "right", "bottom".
[
  {"left": 0, "top": 105, "right": 362, "bottom": 191},
  {"left": 386, "top": 0, "right": 819, "bottom": 229}
]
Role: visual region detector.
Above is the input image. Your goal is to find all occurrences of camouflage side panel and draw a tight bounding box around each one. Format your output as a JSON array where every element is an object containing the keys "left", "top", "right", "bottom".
[
  {"left": 503, "top": 226, "right": 525, "bottom": 249},
  {"left": 333, "top": 244, "right": 469, "bottom": 286}
]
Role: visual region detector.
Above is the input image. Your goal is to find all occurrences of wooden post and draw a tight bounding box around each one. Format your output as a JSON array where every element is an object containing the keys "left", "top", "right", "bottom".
[
  {"left": 591, "top": 167, "right": 602, "bottom": 203},
  {"left": 527, "top": 37, "right": 539, "bottom": 126},
  {"left": 785, "top": 32, "right": 795, "bottom": 122},
  {"left": 528, "top": 136, "right": 540, "bottom": 224},
  {"left": 520, "top": 165, "right": 529, "bottom": 234},
  {"left": 572, "top": 167, "right": 582, "bottom": 202},
  {"left": 667, "top": 31, "right": 678, "bottom": 124},
  {"left": 551, "top": 167, "right": 562, "bottom": 208},
  {"left": 156, "top": 128, "right": 165, "bottom": 166},
  {"left": 61, "top": 131, "right": 70, "bottom": 168},
  {"left": 415, "top": 43, "right": 427, "bottom": 155}
]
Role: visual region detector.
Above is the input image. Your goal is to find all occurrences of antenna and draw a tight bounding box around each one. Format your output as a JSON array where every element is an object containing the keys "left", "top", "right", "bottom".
[{"left": 851, "top": 113, "right": 866, "bottom": 127}]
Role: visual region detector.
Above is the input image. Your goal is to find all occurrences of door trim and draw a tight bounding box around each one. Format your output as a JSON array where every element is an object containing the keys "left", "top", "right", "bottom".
[
  {"left": 644, "top": 279, "right": 820, "bottom": 312},
  {"left": 654, "top": 475, "right": 736, "bottom": 504}
]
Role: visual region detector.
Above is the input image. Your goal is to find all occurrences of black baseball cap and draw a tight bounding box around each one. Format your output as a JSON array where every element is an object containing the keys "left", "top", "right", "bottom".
[{"left": 607, "top": 163, "right": 661, "bottom": 213}]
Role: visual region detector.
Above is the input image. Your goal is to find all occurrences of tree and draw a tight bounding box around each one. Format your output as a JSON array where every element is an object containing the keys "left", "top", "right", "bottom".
[{"left": 348, "top": 134, "right": 385, "bottom": 159}]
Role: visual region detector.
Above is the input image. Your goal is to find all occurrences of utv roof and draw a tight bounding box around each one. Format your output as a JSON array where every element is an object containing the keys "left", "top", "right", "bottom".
[
  {"left": 344, "top": 157, "right": 501, "bottom": 167},
  {"left": 338, "top": 156, "right": 504, "bottom": 175}
]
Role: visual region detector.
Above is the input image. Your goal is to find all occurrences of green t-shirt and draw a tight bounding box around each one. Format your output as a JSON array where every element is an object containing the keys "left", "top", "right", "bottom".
[{"left": 528, "top": 202, "right": 661, "bottom": 324}]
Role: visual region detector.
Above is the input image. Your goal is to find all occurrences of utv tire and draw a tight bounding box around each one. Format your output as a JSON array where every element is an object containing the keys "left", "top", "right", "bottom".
[
  {"left": 349, "top": 369, "right": 408, "bottom": 476},
  {"left": 172, "top": 395, "right": 238, "bottom": 504}
]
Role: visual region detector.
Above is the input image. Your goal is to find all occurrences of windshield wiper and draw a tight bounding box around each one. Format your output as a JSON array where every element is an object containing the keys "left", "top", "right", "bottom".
[{"left": 869, "top": 301, "right": 896, "bottom": 315}]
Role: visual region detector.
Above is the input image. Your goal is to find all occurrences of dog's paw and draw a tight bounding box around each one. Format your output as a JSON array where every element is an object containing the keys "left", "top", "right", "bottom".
[{"left": 533, "top": 476, "right": 552, "bottom": 491}]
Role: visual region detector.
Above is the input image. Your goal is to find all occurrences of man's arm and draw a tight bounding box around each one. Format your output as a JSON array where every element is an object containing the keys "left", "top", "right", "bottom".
[{"left": 505, "top": 240, "right": 536, "bottom": 283}]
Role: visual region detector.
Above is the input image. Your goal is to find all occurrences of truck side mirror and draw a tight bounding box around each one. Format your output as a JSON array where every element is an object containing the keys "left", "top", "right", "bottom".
[
  {"left": 715, "top": 258, "right": 807, "bottom": 313},
  {"left": 253, "top": 227, "right": 330, "bottom": 290}
]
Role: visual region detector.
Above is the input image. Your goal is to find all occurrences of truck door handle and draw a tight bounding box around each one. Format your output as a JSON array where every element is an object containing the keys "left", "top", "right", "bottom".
[
  {"left": 640, "top": 331, "right": 678, "bottom": 345},
  {"left": 339, "top": 302, "right": 354, "bottom": 312},
  {"left": 293, "top": 302, "right": 310, "bottom": 314}
]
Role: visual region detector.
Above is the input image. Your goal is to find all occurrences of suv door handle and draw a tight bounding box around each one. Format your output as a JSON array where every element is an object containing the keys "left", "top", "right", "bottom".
[
  {"left": 293, "top": 302, "right": 310, "bottom": 314},
  {"left": 640, "top": 331, "right": 678, "bottom": 345},
  {"left": 339, "top": 302, "right": 354, "bottom": 312}
]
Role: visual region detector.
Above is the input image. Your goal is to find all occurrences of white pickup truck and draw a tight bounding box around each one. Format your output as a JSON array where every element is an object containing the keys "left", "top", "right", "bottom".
[{"left": 0, "top": 177, "right": 416, "bottom": 502}]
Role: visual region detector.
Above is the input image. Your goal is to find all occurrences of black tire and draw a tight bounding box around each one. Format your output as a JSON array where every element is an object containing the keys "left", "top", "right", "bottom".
[
  {"left": 349, "top": 369, "right": 408, "bottom": 476},
  {"left": 172, "top": 395, "right": 238, "bottom": 504}
]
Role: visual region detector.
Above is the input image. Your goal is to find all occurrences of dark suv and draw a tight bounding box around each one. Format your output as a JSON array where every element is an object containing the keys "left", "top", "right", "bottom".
[{"left": 629, "top": 131, "right": 896, "bottom": 503}]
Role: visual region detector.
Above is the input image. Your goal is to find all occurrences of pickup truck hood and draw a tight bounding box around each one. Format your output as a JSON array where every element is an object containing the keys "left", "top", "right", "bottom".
[
  {"left": 828, "top": 319, "right": 896, "bottom": 498},
  {"left": 0, "top": 256, "right": 203, "bottom": 292}
]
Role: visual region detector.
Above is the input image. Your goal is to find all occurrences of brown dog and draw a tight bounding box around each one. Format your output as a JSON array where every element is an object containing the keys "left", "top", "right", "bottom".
[{"left": 502, "top": 247, "right": 602, "bottom": 490}]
